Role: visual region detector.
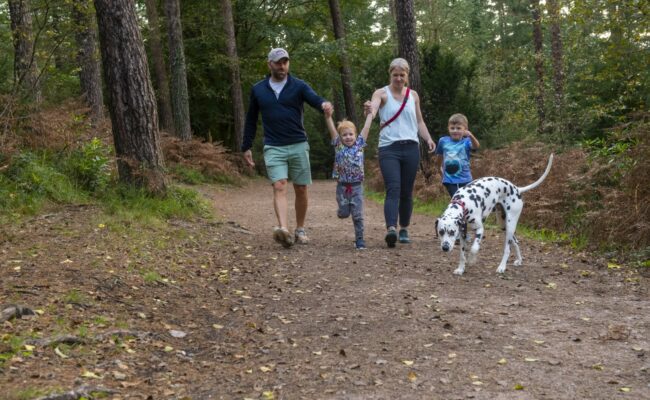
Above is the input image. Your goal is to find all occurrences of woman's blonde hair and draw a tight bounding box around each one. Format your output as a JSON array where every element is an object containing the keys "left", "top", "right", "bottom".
[
  {"left": 337, "top": 119, "right": 357, "bottom": 135},
  {"left": 389, "top": 58, "right": 410, "bottom": 75}
]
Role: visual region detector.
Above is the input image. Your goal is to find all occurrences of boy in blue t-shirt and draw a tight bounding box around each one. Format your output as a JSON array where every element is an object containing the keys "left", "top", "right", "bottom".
[
  {"left": 324, "top": 108, "right": 374, "bottom": 249},
  {"left": 434, "top": 113, "right": 481, "bottom": 197}
]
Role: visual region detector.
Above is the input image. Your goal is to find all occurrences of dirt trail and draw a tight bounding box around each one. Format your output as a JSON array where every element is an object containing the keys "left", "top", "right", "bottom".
[
  {"left": 1, "top": 179, "right": 648, "bottom": 400},
  {"left": 200, "top": 180, "right": 649, "bottom": 399}
]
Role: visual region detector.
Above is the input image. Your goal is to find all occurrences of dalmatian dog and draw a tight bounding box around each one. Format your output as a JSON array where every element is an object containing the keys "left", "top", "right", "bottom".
[{"left": 435, "top": 154, "right": 553, "bottom": 275}]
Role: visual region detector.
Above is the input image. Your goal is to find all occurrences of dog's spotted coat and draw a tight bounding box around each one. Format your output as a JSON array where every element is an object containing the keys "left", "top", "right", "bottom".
[{"left": 436, "top": 154, "right": 554, "bottom": 275}]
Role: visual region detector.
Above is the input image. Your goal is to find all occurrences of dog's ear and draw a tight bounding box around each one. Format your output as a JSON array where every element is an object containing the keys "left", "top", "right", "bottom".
[{"left": 435, "top": 219, "right": 439, "bottom": 238}]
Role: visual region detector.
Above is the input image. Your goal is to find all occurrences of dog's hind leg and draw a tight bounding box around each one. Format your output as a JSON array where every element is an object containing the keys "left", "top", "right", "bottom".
[
  {"left": 511, "top": 235, "right": 523, "bottom": 266},
  {"left": 496, "top": 209, "right": 522, "bottom": 273}
]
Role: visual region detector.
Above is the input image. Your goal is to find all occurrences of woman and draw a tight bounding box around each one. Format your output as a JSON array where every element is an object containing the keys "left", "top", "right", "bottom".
[{"left": 366, "top": 58, "right": 436, "bottom": 247}]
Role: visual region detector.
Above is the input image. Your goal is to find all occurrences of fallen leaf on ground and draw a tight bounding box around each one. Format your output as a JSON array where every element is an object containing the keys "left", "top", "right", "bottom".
[
  {"left": 81, "top": 370, "right": 101, "bottom": 379},
  {"left": 407, "top": 371, "right": 417, "bottom": 382},
  {"left": 498, "top": 358, "right": 507, "bottom": 365},
  {"left": 402, "top": 360, "right": 414, "bottom": 366},
  {"left": 54, "top": 346, "right": 69, "bottom": 358},
  {"left": 514, "top": 384, "right": 525, "bottom": 390}
]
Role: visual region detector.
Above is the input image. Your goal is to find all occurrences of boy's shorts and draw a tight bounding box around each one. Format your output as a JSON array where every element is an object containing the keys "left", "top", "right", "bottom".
[{"left": 263, "top": 141, "right": 312, "bottom": 185}]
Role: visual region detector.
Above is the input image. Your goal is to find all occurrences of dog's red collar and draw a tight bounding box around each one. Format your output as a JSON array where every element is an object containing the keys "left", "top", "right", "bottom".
[{"left": 451, "top": 199, "right": 467, "bottom": 216}]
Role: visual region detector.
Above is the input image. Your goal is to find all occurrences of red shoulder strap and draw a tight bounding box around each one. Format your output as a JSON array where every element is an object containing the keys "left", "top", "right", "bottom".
[{"left": 379, "top": 87, "right": 410, "bottom": 131}]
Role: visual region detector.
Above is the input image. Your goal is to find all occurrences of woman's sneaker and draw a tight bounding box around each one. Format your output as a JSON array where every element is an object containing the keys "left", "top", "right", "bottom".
[
  {"left": 273, "top": 227, "right": 294, "bottom": 248},
  {"left": 294, "top": 228, "right": 309, "bottom": 245},
  {"left": 385, "top": 227, "right": 397, "bottom": 248},
  {"left": 355, "top": 238, "right": 366, "bottom": 250},
  {"left": 398, "top": 228, "right": 411, "bottom": 244}
]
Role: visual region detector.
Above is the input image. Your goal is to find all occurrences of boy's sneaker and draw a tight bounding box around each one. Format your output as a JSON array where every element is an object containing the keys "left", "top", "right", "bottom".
[
  {"left": 385, "top": 227, "right": 397, "bottom": 248},
  {"left": 294, "top": 228, "right": 309, "bottom": 245},
  {"left": 355, "top": 238, "right": 366, "bottom": 250},
  {"left": 398, "top": 228, "right": 411, "bottom": 244},
  {"left": 273, "top": 227, "right": 294, "bottom": 248}
]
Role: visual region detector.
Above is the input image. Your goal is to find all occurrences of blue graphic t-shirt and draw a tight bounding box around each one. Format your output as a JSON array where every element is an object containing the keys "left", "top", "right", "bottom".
[
  {"left": 435, "top": 136, "right": 473, "bottom": 184},
  {"left": 332, "top": 136, "right": 366, "bottom": 183}
]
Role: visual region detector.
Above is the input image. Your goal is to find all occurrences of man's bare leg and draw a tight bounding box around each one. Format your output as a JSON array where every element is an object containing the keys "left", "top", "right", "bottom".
[
  {"left": 294, "top": 184, "right": 308, "bottom": 229},
  {"left": 273, "top": 179, "right": 289, "bottom": 229},
  {"left": 293, "top": 184, "right": 309, "bottom": 244}
]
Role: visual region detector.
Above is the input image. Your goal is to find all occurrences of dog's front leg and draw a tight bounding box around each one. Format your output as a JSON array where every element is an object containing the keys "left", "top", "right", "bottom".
[
  {"left": 453, "top": 236, "right": 467, "bottom": 275},
  {"left": 470, "top": 223, "right": 484, "bottom": 256}
]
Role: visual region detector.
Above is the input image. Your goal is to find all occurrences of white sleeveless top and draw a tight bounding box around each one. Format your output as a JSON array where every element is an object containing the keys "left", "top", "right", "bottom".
[{"left": 378, "top": 86, "right": 419, "bottom": 147}]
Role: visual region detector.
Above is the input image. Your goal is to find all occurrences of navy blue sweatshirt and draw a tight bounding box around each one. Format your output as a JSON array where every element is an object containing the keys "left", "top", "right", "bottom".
[{"left": 241, "top": 74, "right": 325, "bottom": 152}]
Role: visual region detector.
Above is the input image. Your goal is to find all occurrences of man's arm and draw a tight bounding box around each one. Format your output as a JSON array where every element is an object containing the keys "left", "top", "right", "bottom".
[
  {"left": 241, "top": 88, "right": 259, "bottom": 153},
  {"left": 301, "top": 81, "right": 331, "bottom": 113}
]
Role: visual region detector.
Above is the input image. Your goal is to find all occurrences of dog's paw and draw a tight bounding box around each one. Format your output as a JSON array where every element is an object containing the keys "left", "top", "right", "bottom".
[
  {"left": 453, "top": 267, "right": 465, "bottom": 275},
  {"left": 471, "top": 243, "right": 480, "bottom": 254},
  {"left": 496, "top": 264, "right": 506, "bottom": 274},
  {"left": 514, "top": 259, "right": 522, "bottom": 267}
]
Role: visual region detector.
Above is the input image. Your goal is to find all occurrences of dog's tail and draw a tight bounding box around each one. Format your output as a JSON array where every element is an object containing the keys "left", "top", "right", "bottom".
[{"left": 518, "top": 153, "right": 554, "bottom": 194}]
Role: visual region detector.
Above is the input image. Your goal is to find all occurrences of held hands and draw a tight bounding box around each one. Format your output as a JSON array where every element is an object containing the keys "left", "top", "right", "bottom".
[
  {"left": 426, "top": 138, "right": 436, "bottom": 153},
  {"left": 323, "top": 106, "right": 333, "bottom": 119},
  {"left": 363, "top": 101, "right": 372, "bottom": 117},
  {"left": 243, "top": 149, "right": 255, "bottom": 168},
  {"left": 321, "top": 101, "right": 333, "bottom": 115}
]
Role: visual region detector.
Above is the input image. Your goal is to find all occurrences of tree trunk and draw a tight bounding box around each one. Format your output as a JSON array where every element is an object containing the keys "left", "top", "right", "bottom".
[
  {"left": 328, "top": 0, "right": 357, "bottom": 127},
  {"left": 144, "top": 0, "right": 175, "bottom": 135},
  {"left": 94, "top": 0, "right": 167, "bottom": 194},
  {"left": 394, "top": 0, "right": 432, "bottom": 181},
  {"left": 531, "top": 0, "right": 546, "bottom": 135},
  {"left": 221, "top": 0, "right": 245, "bottom": 151},
  {"left": 8, "top": 0, "right": 41, "bottom": 103},
  {"left": 547, "top": 0, "right": 564, "bottom": 112},
  {"left": 72, "top": 0, "right": 104, "bottom": 123},
  {"left": 164, "top": 0, "right": 192, "bottom": 141}
]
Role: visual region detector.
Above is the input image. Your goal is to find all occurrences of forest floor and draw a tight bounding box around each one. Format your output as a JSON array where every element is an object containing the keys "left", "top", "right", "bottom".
[{"left": 1, "top": 179, "right": 649, "bottom": 400}]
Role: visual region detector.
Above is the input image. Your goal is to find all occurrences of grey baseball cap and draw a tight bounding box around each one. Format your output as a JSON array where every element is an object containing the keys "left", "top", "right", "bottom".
[{"left": 268, "top": 48, "right": 289, "bottom": 62}]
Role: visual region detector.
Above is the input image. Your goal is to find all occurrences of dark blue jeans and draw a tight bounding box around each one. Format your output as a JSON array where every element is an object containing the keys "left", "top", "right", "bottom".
[
  {"left": 444, "top": 182, "right": 469, "bottom": 197},
  {"left": 378, "top": 141, "right": 420, "bottom": 229}
]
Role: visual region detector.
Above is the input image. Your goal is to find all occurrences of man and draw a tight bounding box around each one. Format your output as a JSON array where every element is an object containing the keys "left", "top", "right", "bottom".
[{"left": 242, "top": 48, "right": 333, "bottom": 248}]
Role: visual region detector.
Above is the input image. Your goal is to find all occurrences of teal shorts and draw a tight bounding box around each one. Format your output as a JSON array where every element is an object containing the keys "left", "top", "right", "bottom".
[{"left": 263, "top": 141, "right": 312, "bottom": 185}]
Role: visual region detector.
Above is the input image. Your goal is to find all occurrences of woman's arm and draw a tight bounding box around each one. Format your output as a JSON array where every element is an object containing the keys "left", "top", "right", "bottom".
[{"left": 412, "top": 91, "right": 436, "bottom": 152}]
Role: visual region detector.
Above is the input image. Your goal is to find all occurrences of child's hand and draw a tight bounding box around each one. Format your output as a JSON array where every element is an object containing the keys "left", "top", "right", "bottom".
[
  {"left": 463, "top": 130, "right": 472, "bottom": 138},
  {"left": 324, "top": 107, "right": 333, "bottom": 118}
]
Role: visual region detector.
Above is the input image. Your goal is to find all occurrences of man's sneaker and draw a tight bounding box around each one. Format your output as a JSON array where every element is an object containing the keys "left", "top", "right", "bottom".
[
  {"left": 294, "top": 228, "right": 309, "bottom": 245},
  {"left": 398, "top": 228, "right": 411, "bottom": 244},
  {"left": 385, "top": 228, "right": 397, "bottom": 248},
  {"left": 355, "top": 238, "right": 366, "bottom": 250},
  {"left": 273, "top": 227, "right": 294, "bottom": 248}
]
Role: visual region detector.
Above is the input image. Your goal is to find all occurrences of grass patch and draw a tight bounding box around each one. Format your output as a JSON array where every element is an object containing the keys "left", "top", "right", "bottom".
[
  {"left": 63, "top": 289, "right": 91, "bottom": 306},
  {"left": 142, "top": 270, "right": 163, "bottom": 284},
  {"left": 4, "top": 387, "right": 50, "bottom": 400},
  {"left": 170, "top": 164, "right": 241, "bottom": 186},
  {"left": 100, "top": 185, "right": 211, "bottom": 226},
  {"left": 366, "top": 188, "right": 450, "bottom": 217},
  {"left": 368, "top": 188, "right": 588, "bottom": 249}
]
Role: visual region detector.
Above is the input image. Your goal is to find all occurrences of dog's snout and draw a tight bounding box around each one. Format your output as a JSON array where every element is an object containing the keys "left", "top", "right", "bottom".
[{"left": 442, "top": 243, "right": 450, "bottom": 252}]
